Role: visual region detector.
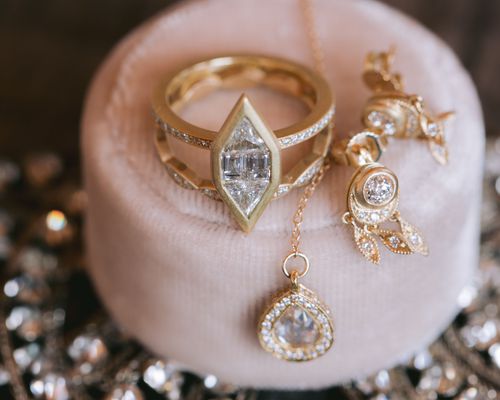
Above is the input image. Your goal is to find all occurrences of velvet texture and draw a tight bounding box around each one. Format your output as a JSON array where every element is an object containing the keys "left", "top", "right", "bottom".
[{"left": 81, "top": 0, "right": 484, "bottom": 389}]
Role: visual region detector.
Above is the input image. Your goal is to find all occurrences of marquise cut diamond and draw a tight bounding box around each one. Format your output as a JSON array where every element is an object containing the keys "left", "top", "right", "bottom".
[{"left": 220, "top": 118, "right": 271, "bottom": 217}]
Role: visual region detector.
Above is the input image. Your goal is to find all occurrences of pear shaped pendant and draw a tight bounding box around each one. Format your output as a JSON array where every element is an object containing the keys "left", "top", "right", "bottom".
[{"left": 257, "top": 254, "right": 334, "bottom": 361}]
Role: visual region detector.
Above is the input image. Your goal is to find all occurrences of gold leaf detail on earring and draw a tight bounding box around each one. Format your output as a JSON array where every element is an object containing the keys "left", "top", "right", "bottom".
[
  {"left": 398, "top": 217, "right": 429, "bottom": 256},
  {"left": 375, "top": 230, "right": 413, "bottom": 255},
  {"left": 428, "top": 140, "right": 448, "bottom": 166},
  {"left": 354, "top": 226, "right": 380, "bottom": 264}
]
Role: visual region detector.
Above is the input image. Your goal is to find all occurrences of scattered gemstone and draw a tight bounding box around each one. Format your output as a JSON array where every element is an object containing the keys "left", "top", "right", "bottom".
[
  {"left": 68, "top": 334, "right": 108, "bottom": 368},
  {"left": 3, "top": 275, "right": 50, "bottom": 303},
  {"left": 488, "top": 343, "right": 500, "bottom": 368},
  {"left": 104, "top": 384, "right": 144, "bottom": 400},
  {"left": 13, "top": 343, "right": 41, "bottom": 371},
  {"left": 46, "top": 210, "right": 67, "bottom": 232},
  {"left": 143, "top": 359, "right": 183, "bottom": 396},
  {"left": 0, "top": 365, "right": 10, "bottom": 386},
  {"left": 374, "top": 370, "right": 391, "bottom": 391},
  {"left": 203, "top": 374, "right": 238, "bottom": 395},
  {"left": 412, "top": 349, "right": 433, "bottom": 370},
  {"left": 6, "top": 306, "right": 43, "bottom": 341},
  {"left": 30, "top": 373, "right": 69, "bottom": 400}
]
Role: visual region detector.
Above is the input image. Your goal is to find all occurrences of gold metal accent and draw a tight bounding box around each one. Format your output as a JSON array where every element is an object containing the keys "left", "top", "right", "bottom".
[
  {"left": 342, "top": 163, "right": 428, "bottom": 264},
  {"left": 152, "top": 55, "right": 335, "bottom": 231},
  {"left": 361, "top": 49, "right": 454, "bottom": 165},
  {"left": 282, "top": 252, "right": 310, "bottom": 279},
  {"left": 152, "top": 55, "right": 334, "bottom": 149}
]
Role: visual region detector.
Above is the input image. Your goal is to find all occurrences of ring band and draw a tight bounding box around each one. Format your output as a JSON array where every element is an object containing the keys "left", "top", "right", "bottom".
[{"left": 152, "top": 55, "right": 335, "bottom": 232}]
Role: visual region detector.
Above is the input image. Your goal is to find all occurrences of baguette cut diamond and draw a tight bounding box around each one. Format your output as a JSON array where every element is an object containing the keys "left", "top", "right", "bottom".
[{"left": 220, "top": 118, "right": 271, "bottom": 217}]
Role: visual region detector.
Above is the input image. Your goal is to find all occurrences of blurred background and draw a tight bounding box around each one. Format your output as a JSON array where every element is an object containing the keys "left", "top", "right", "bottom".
[{"left": 0, "top": 0, "right": 499, "bottom": 160}]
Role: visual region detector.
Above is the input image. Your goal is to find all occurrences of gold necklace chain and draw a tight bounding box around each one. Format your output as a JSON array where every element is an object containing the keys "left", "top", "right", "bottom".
[{"left": 289, "top": 0, "right": 329, "bottom": 256}]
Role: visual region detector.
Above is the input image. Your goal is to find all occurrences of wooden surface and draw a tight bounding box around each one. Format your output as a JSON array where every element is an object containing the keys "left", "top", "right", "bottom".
[{"left": 0, "top": 0, "right": 498, "bottom": 159}]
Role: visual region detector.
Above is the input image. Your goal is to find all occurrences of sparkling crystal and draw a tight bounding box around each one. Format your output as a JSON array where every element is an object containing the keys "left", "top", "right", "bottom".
[
  {"left": 364, "top": 173, "right": 396, "bottom": 205},
  {"left": 457, "top": 387, "right": 480, "bottom": 400},
  {"left": 105, "top": 384, "right": 144, "bottom": 400},
  {"left": 4, "top": 275, "right": 50, "bottom": 303},
  {"left": 16, "top": 246, "right": 58, "bottom": 277},
  {"left": 143, "top": 360, "right": 183, "bottom": 396},
  {"left": 220, "top": 118, "right": 272, "bottom": 217},
  {"left": 273, "top": 305, "right": 320, "bottom": 348},
  {"left": 374, "top": 370, "right": 391, "bottom": 391},
  {"left": 203, "top": 374, "right": 238, "bottom": 395},
  {"left": 46, "top": 210, "right": 67, "bottom": 231},
  {"left": 68, "top": 334, "right": 108, "bottom": 368},
  {"left": 30, "top": 373, "right": 69, "bottom": 400},
  {"left": 6, "top": 306, "right": 43, "bottom": 341},
  {"left": 417, "top": 363, "right": 461, "bottom": 397},
  {"left": 412, "top": 349, "right": 433, "bottom": 370},
  {"left": 367, "top": 111, "right": 396, "bottom": 135},
  {"left": 14, "top": 343, "right": 41, "bottom": 371},
  {"left": 488, "top": 343, "right": 500, "bottom": 368},
  {"left": 0, "top": 365, "right": 10, "bottom": 386}
]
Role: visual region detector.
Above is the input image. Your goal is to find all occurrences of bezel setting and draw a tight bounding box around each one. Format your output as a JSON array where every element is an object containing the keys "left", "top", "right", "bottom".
[
  {"left": 211, "top": 95, "right": 281, "bottom": 232},
  {"left": 258, "top": 284, "right": 334, "bottom": 362}
]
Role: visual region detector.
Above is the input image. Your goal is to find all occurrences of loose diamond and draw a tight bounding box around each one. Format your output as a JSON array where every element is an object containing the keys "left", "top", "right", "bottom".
[
  {"left": 488, "top": 343, "right": 500, "bottom": 368},
  {"left": 363, "top": 173, "right": 396, "bottom": 206},
  {"left": 30, "top": 374, "right": 69, "bottom": 400},
  {"left": 105, "top": 384, "right": 144, "bottom": 400},
  {"left": 68, "top": 334, "right": 108, "bottom": 368},
  {"left": 220, "top": 118, "right": 271, "bottom": 217},
  {"left": 274, "top": 305, "right": 320, "bottom": 348}
]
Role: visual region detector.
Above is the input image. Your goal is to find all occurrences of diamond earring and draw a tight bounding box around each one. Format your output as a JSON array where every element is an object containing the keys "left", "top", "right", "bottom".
[
  {"left": 361, "top": 48, "right": 454, "bottom": 165},
  {"left": 333, "top": 130, "right": 428, "bottom": 264}
]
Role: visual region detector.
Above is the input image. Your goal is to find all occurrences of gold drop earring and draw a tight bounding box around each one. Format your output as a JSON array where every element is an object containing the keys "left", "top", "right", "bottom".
[
  {"left": 333, "top": 130, "right": 428, "bottom": 264},
  {"left": 361, "top": 48, "right": 454, "bottom": 165}
]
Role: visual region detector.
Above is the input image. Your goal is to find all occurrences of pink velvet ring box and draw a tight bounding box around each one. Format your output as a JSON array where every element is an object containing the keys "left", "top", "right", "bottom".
[{"left": 81, "top": 0, "right": 484, "bottom": 389}]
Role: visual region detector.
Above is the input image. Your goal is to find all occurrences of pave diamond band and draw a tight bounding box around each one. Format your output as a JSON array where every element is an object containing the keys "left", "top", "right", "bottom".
[
  {"left": 152, "top": 55, "right": 334, "bottom": 150},
  {"left": 156, "top": 108, "right": 334, "bottom": 150},
  {"left": 152, "top": 55, "right": 334, "bottom": 231}
]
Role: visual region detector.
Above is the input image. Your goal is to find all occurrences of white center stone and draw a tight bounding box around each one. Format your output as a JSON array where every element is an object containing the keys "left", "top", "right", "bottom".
[
  {"left": 367, "top": 111, "right": 396, "bottom": 135},
  {"left": 363, "top": 173, "right": 395, "bottom": 206},
  {"left": 273, "top": 305, "right": 319, "bottom": 348},
  {"left": 220, "top": 118, "right": 271, "bottom": 217}
]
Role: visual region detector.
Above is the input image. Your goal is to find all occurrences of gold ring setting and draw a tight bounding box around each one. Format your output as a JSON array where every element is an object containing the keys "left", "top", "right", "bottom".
[{"left": 153, "top": 55, "right": 335, "bottom": 232}]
